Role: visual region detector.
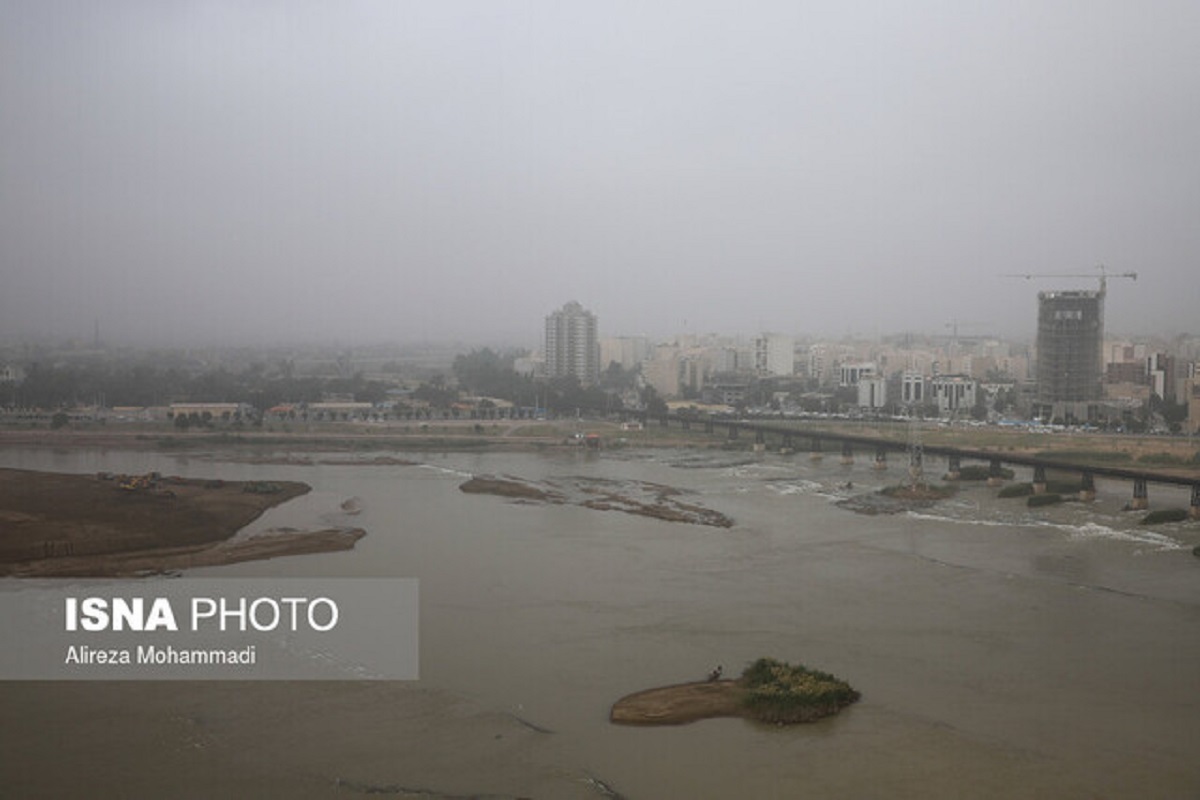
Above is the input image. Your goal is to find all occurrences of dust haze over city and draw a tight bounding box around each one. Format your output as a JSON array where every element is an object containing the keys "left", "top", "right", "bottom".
[
  {"left": 3, "top": 1, "right": 1198, "bottom": 348},
  {"left": 8, "top": 6, "right": 1200, "bottom": 799}
]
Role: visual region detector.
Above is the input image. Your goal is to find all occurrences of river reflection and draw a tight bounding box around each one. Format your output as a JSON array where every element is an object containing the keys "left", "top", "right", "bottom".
[{"left": 1, "top": 445, "right": 1198, "bottom": 798}]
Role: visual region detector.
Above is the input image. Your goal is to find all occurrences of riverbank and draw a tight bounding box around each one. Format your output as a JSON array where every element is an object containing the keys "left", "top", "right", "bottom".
[
  {"left": 0, "top": 468, "right": 361, "bottom": 577},
  {"left": 6, "top": 421, "right": 1198, "bottom": 480},
  {"left": 0, "top": 421, "right": 723, "bottom": 453}
]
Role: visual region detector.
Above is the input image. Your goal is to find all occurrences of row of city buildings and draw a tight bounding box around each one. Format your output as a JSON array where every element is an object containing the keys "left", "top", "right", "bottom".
[
  {"left": 533, "top": 299, "right": 1200, "bottom": 430},
  {"left": 2, "top": 297, "right": 1197, "bottom": 431}
]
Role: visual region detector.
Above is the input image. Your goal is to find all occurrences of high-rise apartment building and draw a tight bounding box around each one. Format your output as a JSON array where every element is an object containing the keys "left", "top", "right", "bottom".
[
  {"left": 754, "top": 333, "right": 794, "bottom": 377},
  {"left": 1034, "top": 289, "right": 1104, "bottom": 421},
  {"left": 544, "top": 301, "right": 599, "bottom": 384}
]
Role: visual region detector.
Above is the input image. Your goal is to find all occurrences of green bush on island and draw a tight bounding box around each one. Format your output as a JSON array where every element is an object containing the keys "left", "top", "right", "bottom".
[
  {"left": 998, "top": 483, "right": 1033, "bottom": 498},
  {"left": 1140, "top": 509, "right": 1189, "bottom": 525},
  {"left": 740, "top": 657, "right": 861, "bottom": 724},
  {"left": 879, "top": 482, "right": 956, "bottom": 500},
  {"left": 1027, "top": 493, "right": 1063, "bottom": 508}
]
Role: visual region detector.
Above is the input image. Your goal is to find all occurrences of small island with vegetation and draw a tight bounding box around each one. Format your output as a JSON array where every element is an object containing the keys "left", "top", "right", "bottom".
[
  {"left": 837, "top": 480, "right": 957, "bottom": 515},
  {"left": 610, "top": 657, "right": 860, "bottom": 726}
]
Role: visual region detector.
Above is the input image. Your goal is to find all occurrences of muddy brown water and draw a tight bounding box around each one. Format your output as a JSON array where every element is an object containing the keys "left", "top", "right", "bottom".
[{"left": 1, "top": 446, "right": 1198, "bottom": 798}]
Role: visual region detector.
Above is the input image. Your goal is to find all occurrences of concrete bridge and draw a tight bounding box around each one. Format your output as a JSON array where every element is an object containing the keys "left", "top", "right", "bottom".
[{"left": 636, "top": 412, "right": 1200, "bottom": 518}]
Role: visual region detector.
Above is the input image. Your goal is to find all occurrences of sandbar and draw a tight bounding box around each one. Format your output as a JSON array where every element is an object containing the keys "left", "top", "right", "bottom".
[
  {"left": 610, "top": 680, "right": 746, "bottom": 725},
  {"left": 0, "top": 468, "right": 362, "bottom": 577}
]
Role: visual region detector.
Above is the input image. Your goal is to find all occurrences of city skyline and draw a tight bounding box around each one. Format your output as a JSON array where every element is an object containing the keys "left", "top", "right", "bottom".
[{"left": 2, "top": 300, "right": 1197, "bottom": 353}]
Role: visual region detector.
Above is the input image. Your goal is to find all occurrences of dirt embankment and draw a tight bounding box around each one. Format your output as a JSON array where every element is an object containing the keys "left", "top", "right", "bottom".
[{"left": 0, "top": 468, "right": 363, "bottom": 577}]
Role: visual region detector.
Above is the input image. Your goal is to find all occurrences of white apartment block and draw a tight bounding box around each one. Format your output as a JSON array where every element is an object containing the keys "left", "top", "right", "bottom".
[
  {"left": 857, "top": 376, "right": 888, "bottom": 409},
  {"left": 838, "top": 362, "right": 877, "bottom": 387},
  {"left": 643, "top": 347, "right": 681, "bottom": 397},
  {"left": 901, "top": 370, "right": 926, "bottom": 405},
  {"left": 930, "top": 375, "right": 977, "bottom": 416},
  {"left": 599, "top": 336, "right": 650, "bottom": 371},
  {"left": 754, "top": 333, "right": 794, "bottom": 377}
]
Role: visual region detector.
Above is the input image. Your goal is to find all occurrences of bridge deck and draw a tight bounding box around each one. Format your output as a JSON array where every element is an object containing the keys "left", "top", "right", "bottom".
[{"left": 664, "top": 415, "right": 1200, "bottom": 489}]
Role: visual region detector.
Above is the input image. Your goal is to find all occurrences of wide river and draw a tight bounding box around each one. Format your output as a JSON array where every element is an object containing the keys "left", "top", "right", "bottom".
[{"left": 2, "top": 443, "right": 1198, "bottom": 799}]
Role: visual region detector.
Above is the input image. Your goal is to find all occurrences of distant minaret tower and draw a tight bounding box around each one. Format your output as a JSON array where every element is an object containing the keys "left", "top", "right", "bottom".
[{"left": 93, "top": 318, "right": 101, "bottom": 348}]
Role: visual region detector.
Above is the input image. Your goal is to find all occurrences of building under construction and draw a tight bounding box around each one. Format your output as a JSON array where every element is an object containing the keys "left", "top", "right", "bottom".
[{"left": 1034, "top": 289, "right": 1105, "bottom": 422}]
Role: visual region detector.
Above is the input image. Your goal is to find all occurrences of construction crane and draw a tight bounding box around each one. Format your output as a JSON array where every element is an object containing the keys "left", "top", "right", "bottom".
[
  {"left": 943, "top": 319, "right": 992, "bottom": 359},
  {"left": 1001, "top": 264, "right": 1137, "bottom": 294}
]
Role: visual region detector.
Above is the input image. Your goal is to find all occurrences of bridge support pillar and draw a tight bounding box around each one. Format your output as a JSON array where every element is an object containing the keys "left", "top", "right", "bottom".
[
  {"left": 1191, "top": 485, "right": 1200, "bottom": 520},
  {"left": 986, "top": 458, "right": 1006, "bottom": 487},
  {"left": 810, "top": 437, "right": 823, "bottom": 462},
  {"left": 1032, "top": 465, "right": 1047, "bottom": 495},
  {"left": 727, "top": 424, "right": 739, "bottom": 440},
  {"left": 873, "top": 448, "right": 888, "bottom": 471},
  {"left": 1130, "top": 478, "right": 1149, "bottom": 511},
  {"left": 945, "top": 455, "right": 961, "bottom": 481},
  {"left": 1079, "top": 472, "right": 1096, "bottom": 503},
  {"left": 753, "top": 429, "right": 766, "bottom": 453},
  {"left": 841, "top": 441, "right": 854, "bottom": 465},
  {"left": 681, "top": 418, "right": 691, "bottom": 430},
  {"left": 660, "top": 415, "right": 668, "bottom": 428},
  {"left": 705, "top": 418, "right": 714, "bottom": 434},
  {"left": 781, "top": 433, "right": 794, "bottom": 455}
]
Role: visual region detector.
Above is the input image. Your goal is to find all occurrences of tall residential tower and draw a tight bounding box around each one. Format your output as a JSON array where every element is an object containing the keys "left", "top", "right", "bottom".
[{"left": 544, "top": 301, "right": 599, "bottom": 384}]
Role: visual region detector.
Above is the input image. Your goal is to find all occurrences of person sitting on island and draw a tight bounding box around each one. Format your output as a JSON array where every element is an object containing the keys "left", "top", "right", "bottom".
[{"left": 707, "top": 664, "right": 723, "bottom": 682}]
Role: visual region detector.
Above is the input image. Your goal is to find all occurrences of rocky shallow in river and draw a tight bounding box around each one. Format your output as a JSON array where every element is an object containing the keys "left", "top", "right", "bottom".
[
  {"left": 460, "top": 474, "right": 734, "bottom": 528},
  {"left": 836, "top": 483, "right": 957, "bottom": 516}
]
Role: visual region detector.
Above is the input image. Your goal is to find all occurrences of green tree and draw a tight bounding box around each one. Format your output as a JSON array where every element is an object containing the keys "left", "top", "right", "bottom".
[
  {"left": 600, "top": 361, "right": 638, "bottom": 391},
  {"left": 971, "top": 392, "right": 989, "bottom": 421},
  {"left": 413, "top": 381, "right": 457, "bottom": 409},
  {"left": 640, "top": 385, "right": 668, "bottom": 416}
]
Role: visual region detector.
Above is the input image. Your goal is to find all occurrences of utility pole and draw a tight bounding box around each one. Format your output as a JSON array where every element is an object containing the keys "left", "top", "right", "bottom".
[{"left": 907, "top": 411, "right": 924, "bottom": 489}]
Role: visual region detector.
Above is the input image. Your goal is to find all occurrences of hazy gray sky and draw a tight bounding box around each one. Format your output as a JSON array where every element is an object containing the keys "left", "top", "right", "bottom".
[{"left": 3, "top": 2, "right": 1197, "bottom": 346}]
